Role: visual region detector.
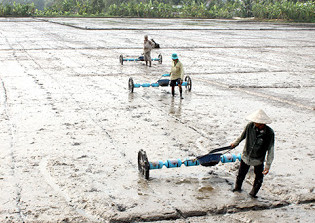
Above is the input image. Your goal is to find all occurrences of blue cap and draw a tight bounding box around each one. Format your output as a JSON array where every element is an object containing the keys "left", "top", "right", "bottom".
[{"left": 171, "top": 53, "right": 178, "bottom": 60}]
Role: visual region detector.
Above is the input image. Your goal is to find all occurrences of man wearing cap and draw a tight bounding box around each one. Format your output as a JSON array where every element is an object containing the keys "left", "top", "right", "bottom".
[
  {"left": 170, "top": 53, "right": 184, "bottom": 99},
  {"left": 231, "top": 109, "right": 275, "bottom": 198},
  {"left": 143, "top": 35, "right": 154, "bottom": 67}
]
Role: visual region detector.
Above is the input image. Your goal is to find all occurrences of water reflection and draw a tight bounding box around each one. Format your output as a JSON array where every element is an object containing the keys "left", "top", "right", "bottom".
[
  {"left": 169, "top": 97, "right": 182, "bottom": 116},
  {"left": 128, "top": 92, "right": 134, "bottom": 102}
]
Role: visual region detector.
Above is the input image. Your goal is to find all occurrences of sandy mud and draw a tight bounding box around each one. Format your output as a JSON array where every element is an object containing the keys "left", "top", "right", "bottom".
[{"left": 0, "top": 18, "right": 314, "bottom": 222}]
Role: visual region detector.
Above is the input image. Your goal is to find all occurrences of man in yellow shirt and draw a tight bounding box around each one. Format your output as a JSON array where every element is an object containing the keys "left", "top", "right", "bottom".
[{"left": 170, "top": 53, "right": 184, "bottom": 99}]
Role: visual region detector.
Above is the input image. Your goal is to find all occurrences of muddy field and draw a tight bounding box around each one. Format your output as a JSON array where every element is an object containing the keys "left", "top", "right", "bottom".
[{"left": 0, "top": 18, "right": 314, "bottom": 222}]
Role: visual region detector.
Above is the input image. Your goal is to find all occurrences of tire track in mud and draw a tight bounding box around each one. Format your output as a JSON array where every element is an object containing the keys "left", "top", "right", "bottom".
[
  {"left": 117, "top": 74, "right": 218, "bottom": 144},
  {"left": 193, "top": 77, "right": 315, "bottom": 111},
  {"left": 15, "top": 53, "right": 311, "bottom": 221},
  {"left": 39, "top": 157, "right": 105, "bottom": 222},
  {"left": 52, "top": 74, "right": 152, "bottom": 219},
  {"left": 10, "top": 40, "right": 150, "bottom": 218},
  {"left": 192, "top": 46, "right": 313, "bottom": 75},
  {"left": 119, "top": 73, "right": 232, "bottom": 153},
  {"left": 2, "top": 18, "right": 313, "bottom": 222},
  {"left": 0, "top": 77, "right": 25, "bottom": 222},
  {"left": 111, "top": 87, "right": 312, "bottom": 221},
  {"left": 17, "top": 48, "right": 146, "bottom": 220},
  {"left": 60, "top": 71, "right": 133, "bottom": 160},
  {"left": 87, "top": 76, "right": 220, "bottom": 218},
  {"left": 8, "top": 49, "right": 114, "bottom": 222},
  {"left": 107, "top": 74, "right": 314, "bottom": 222},
  {"left": 0, "top": 78, "right": 8, "bottom": 115}
]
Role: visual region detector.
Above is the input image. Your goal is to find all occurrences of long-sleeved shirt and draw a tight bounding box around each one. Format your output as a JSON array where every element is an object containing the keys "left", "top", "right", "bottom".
[
  {"left": 233, "top": 122, "right": 275, "bottom": 169},
  {"left": 170, "top": 61, "right": 184, "bottom": 80},
  {"left": 143, "top": 40, "right": 153, "bottom": 53}
]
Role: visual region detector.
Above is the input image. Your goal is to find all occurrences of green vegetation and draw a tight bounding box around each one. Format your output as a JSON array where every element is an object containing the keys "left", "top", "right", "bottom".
[
  {"left": 0, "top": 2, "right": 35, "bottom": 16},
  {"left": 253, "top": 0, "right": 315, "bottom": 22},
  {"left": 0, "top": 0, "right": 314, "bottom": 22}
]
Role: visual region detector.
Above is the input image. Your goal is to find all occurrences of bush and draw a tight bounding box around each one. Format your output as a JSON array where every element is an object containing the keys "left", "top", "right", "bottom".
[
  {"left": 0, "top": 0, "right": 313, "bottom": 22},
  {"left": 253, "top": 0, "right": 315, "bottom": 22},
  {"left": 0, "top": 2, "right": 35, "bottom": 16}
]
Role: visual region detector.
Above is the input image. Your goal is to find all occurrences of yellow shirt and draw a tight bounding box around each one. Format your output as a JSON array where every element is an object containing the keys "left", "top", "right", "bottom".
[{"left": 170, "top": 61, "right": 184, "bottom": 80}]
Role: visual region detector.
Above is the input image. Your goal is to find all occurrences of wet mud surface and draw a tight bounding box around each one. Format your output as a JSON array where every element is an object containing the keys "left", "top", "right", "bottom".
[{"left": 0, "top": 18, "right": 314, "bottom": 222}]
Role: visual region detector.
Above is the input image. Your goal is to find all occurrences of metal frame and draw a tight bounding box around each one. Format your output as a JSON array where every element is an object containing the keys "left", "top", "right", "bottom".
[
  {"left": 137, "top": 149, "right": 241, "bottom": 180},
  {"left": 120, "top": 54, "right": 162, "bottom": 65},
  {"left": 128, "top": 74, "right": 192, "bottom": 93}
]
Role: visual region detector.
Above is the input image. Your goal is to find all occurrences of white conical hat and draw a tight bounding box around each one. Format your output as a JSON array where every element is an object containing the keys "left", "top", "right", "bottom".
[{"left": 246, "top": 109, "right": 272, "bottom": 124}]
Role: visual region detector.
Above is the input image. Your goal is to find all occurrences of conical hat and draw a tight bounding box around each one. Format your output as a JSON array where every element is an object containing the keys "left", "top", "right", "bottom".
[{"left": 246, "top": 109, "right": 272, "bottom": 124}]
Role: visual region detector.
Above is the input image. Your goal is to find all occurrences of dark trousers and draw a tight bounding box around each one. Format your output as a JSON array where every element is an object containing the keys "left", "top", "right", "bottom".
[{"left": 236, "top": 160, "right": 264, "bottom": 188}]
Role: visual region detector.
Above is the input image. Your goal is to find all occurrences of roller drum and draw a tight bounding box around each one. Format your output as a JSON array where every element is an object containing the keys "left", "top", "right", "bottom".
[
  {"left": 149, "top": 161, "right": 164, "bottom": 169},
  {"left": 165, "top": 159, "right": 182, "bottom": 168},
  {"left": 183, "top": 158, "right": 200, "bottom": 167},
  {"left": 221, "top": 153, "right": 242, "bottom": 163}
]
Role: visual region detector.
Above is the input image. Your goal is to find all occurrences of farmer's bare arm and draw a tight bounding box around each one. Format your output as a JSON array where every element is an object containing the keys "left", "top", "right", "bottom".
[{"left": 262, "top": 168, "right": 269, "bottom": 175}]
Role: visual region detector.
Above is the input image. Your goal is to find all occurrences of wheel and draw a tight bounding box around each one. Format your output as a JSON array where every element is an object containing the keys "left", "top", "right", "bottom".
[
  {"left": 119, "top": 55, "right": 123, "bottom": 65},
  {"left": 158, "top": 54, "right": 162, "bottom": 64},
  {"left": 128, "top": 77, "right": 134, "bottom": 93},
  {"left": 138, "top": 150, "right": 150, "bottom": 180},
  {"left": 185, "top": 76, "right": 192, "bottom": 91}
]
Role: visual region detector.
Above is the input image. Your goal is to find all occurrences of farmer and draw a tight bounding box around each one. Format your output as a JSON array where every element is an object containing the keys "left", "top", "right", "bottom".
[
  {"left": 170, "top": 53, "right": 184, "bottom": 99},
  {"left": 231, "top": 109, "right": 275, "bottom": 198},
  {"left": 143, "top": 35, "right": 154, "bottom": 67}
]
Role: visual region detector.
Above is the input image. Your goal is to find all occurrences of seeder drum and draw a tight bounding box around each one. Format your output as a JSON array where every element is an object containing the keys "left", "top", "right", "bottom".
[
  {"left": 128, "top": 75, "right": 192, "bottom": 93},
  {"left": 137, "top": 149, "right": 241, "bottom": 180},
  {"left": 120, "top": 54, "right": 162, "bottom": 65}
]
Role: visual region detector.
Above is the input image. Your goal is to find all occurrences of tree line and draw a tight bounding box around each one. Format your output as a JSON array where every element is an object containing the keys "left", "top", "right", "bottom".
[{"left": 0, "top": 0, "right": 314, "bottom": 22}]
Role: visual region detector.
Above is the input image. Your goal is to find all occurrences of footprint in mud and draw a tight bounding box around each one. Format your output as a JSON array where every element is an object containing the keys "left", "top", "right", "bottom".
[
  {"left": 196, "top": 195, "right": 210, "bottom": 200},
  {"left": 112, "top": 203, "right": 127, "bottom": 212},
  {"left": 198, "top": 186, "right": 214, "bottom": 192},
  {"left": 143, "top": 118, "right": 152, "bottom": 122},
  {"left": 175, "top": 178, "right": 196, "bottom": 185},
  {"left": 208, "top": 170, "right": 218, "bottom": 176},
  {"left": 224, "top": 179, "right": 234, "bottom": 186}
]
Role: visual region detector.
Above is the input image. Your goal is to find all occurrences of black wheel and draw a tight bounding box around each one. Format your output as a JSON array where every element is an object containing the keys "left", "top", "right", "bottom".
[
  {"left": 185, "top": 76, "right": 192, "bottom": 91},
  {"left": 128, "top": 77, "right": 134, "bottom": 93},
  {"left": 119, "top": 55, "right": 124, "bottom": 65},
  {"left": 158, "top": 54, "right": 162, "bottom": 64},
  {"left": 138, "top": 150, "right": 150, "bottom": 180}
]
